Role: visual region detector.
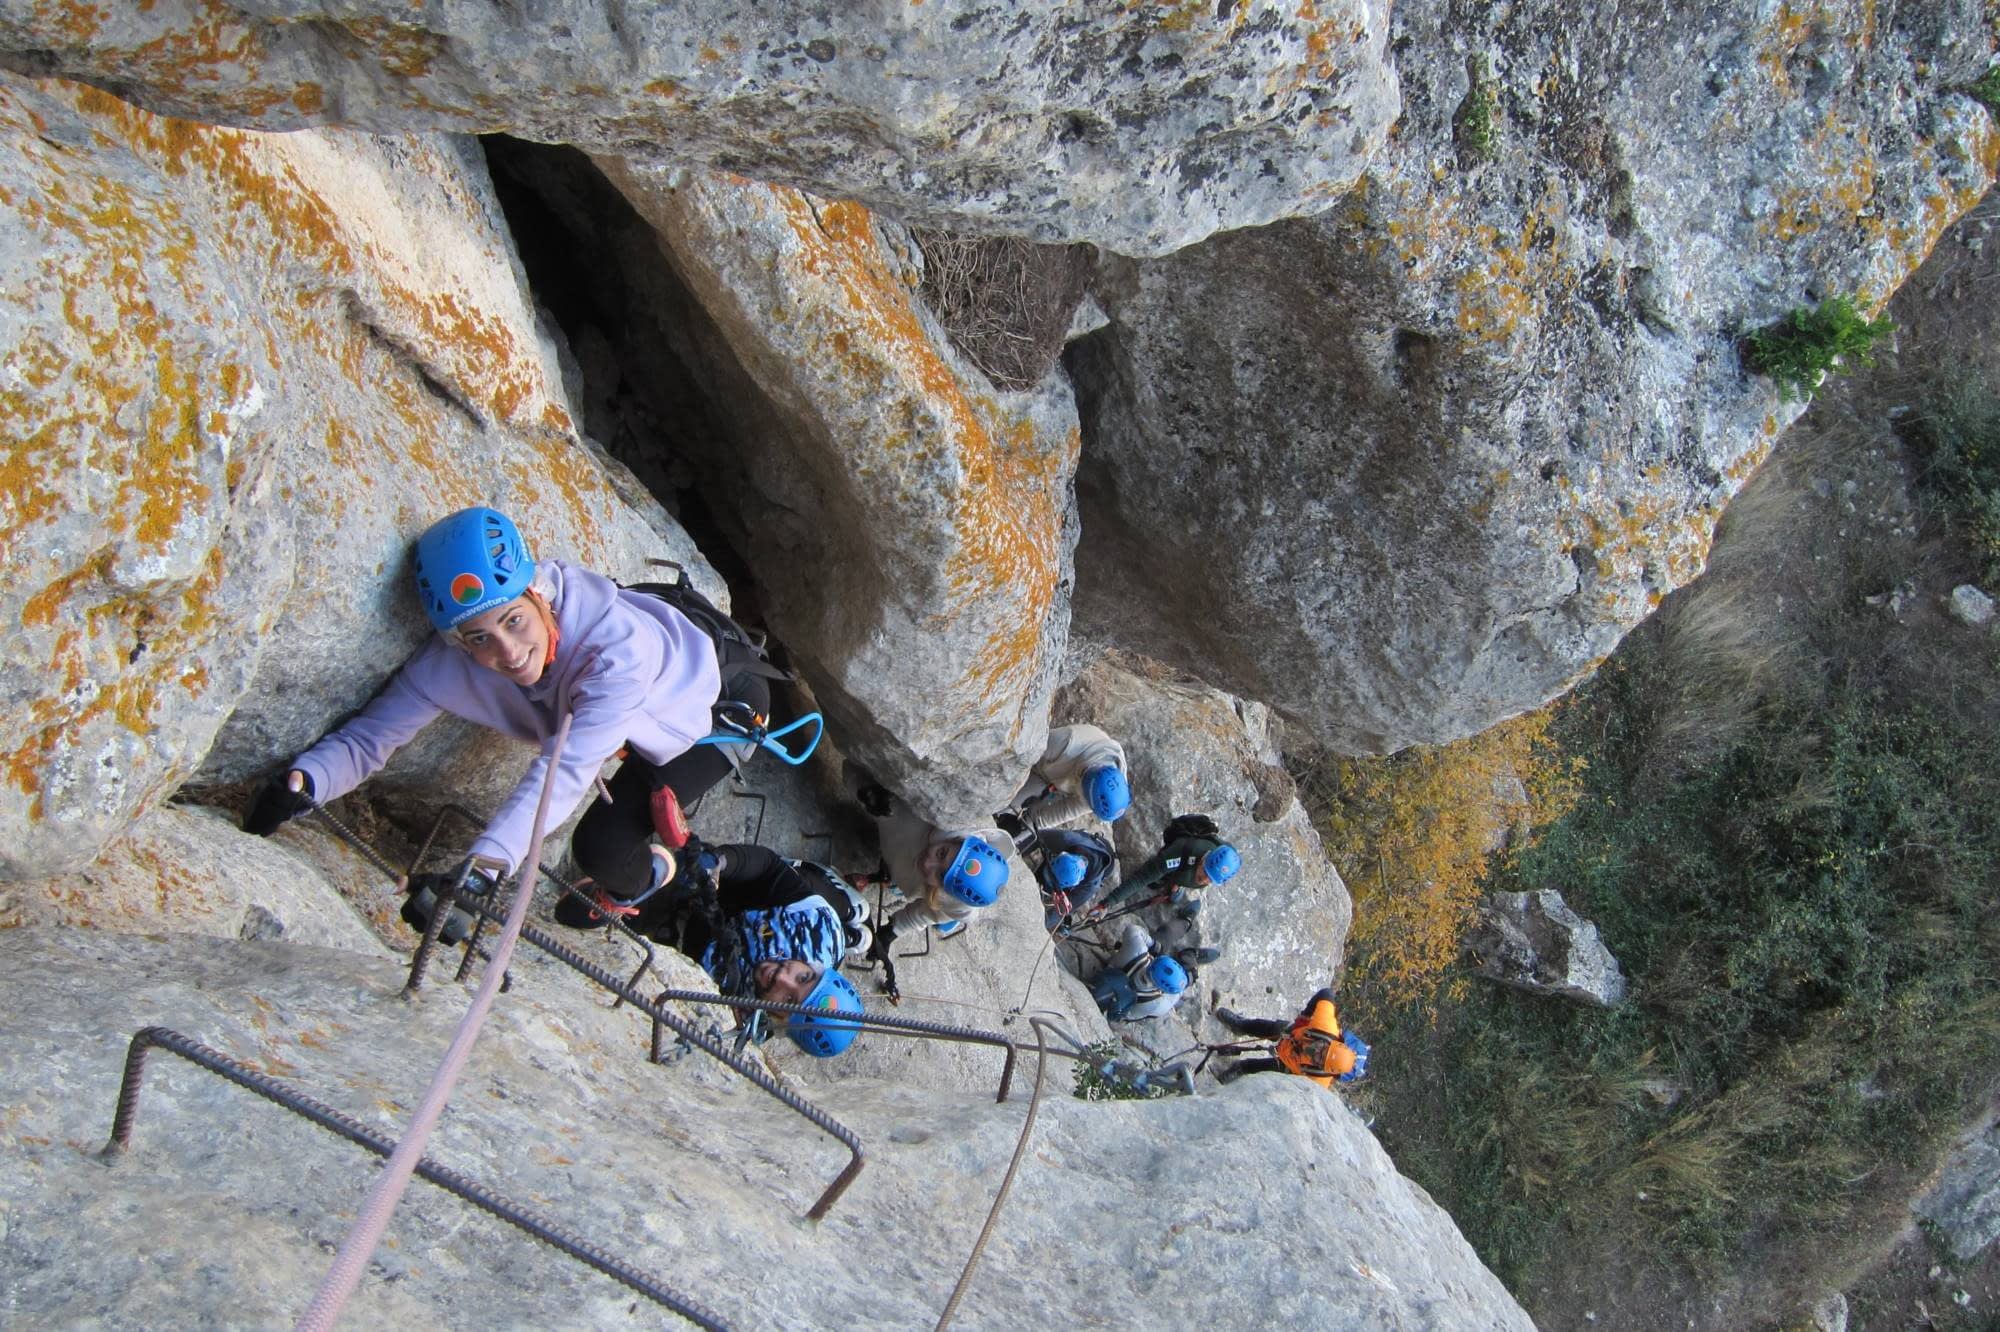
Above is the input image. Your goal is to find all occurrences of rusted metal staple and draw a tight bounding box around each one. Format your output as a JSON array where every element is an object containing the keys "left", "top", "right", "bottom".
[
  {"left": 102, "top": 1026, "right": 729, "bottom": 1331},
  {"left": 300, "top": 801, "right": 865, "bottom": 1219},
  {"left": 443, "top": 892, "right": 867, "bottom": 1222},
  {"left": 395, "top": 803, "right": 662, "bottom": 1012}
]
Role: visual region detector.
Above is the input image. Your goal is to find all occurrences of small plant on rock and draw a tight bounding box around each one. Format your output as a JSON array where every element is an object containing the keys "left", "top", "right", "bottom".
[
  {"left": 1455, "top": 54, "right": 1498, "bottom": 161},
  {"left": 1071, "top": 1040, "right": 1164, "bottom": 1102},
  {"left": 1744, "top": 295, "right": 1895, "bottom": 402},
  {"left": 1969, "top": 65, "right": 2000, "bottom": 113}
]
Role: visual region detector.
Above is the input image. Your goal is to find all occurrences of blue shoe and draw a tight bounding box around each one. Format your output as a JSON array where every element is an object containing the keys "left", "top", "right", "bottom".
[{"left": 934, "top": 919, "right": 968, "bottom": 940}]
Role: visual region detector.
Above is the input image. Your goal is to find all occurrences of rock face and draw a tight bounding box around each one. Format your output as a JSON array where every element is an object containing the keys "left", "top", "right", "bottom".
[
  {"left": 0, "top": 74, "right": 713, "bottom": 879},
  {"left": 601, "top": 163, "right": 1081, "bottom": 824},
  {"left": 0, "top": 1, "right": 1401, "bottom": 256},
  {"left": 1056, "top": 651, "right": 1352, "bottom": 1018},
  {"left": 1068, "top": 0, "right": 1999, "bottom": 752},
  {"left": 1465, "top": 889, "right": 1628, "bottom": 1008},
  {"left": 0, "top": 804, "right": 390, "bottom": 955},
  {"left": 1913, "top": 1122, "right": 2000, "bottom": 1263},
  {"left": 0, "top": 927, "right": 1534, "bottom": 1329}
]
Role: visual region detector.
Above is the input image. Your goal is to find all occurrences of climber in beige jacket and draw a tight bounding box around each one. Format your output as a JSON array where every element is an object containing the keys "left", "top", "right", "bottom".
[{"left": 1010, "top": 723, "right": 1131, "bottom": 827}]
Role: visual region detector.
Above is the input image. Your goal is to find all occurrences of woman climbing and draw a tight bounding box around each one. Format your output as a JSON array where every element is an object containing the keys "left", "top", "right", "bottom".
[{"left": 241, "top": 506, "right": 777, "bottom": 926}]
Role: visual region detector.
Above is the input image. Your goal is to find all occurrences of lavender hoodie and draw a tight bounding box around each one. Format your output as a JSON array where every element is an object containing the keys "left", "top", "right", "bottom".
[{"left": 294, "top": 562, "right": 721, "bottom": 872}]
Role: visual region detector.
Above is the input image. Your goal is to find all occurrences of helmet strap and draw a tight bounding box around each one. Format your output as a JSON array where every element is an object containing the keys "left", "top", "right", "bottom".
[{"left": 524, "top": 588, "right": 560, "bottom": 675}]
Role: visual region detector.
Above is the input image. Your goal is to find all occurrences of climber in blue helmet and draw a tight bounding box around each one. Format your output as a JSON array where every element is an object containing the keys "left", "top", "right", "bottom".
[
  {"left": 1092, "top": 920, "right": 1192, "bottom": 1022},
  {"left": 241, "top": 506, "right": 782, "bottom": 935},
  {"left": 1028, "top": 826, "right": 1118, "bottom": 932},
  {"left": 1086, "top": 813, "right": 1240, "bottom": 922},
  {"left": 1010, "top": 722, "right": 1132, "bottom": 826},
  {"left": 606, "top": 840, "right": 869, "bottom": 1057}
]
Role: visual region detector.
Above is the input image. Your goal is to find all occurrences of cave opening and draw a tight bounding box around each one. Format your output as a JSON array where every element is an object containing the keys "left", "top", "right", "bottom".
[{"left": 477, "top": 135, "right": 765, "bottom": 621}]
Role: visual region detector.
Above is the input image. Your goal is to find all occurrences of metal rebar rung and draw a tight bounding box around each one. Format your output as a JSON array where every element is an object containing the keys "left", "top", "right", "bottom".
[{"left": 103, "top": 1026, "right": 728, "bottom": 1331}]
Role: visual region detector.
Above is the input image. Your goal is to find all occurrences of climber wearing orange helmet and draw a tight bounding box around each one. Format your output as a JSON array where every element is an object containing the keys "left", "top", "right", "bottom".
[{"left": 1213, "top": 988, "right": 1369, "bottom": 1088}]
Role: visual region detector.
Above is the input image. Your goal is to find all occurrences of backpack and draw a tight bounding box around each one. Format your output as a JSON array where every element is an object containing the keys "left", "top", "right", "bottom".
[
  {"left": 626, "top": 567, "right": 791, "bottom": 697},
  {"left": 1161, "top": 813, "right": 1220, "bottom": 848},
  {"left": 1034, "top": 827, "right": 1116, "bottom": 900}
]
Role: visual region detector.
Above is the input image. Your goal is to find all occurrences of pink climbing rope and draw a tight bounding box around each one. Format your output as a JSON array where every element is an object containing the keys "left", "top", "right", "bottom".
[{"left": 295, "top": 711, "right": 573, "bottom": 1332}]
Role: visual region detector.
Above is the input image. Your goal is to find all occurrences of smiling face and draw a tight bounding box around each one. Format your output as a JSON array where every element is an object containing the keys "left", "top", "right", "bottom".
[
  {"left": 754, "top": 959, "right": 818, "bottom": 1006},
  {"left": 918, "top": 839, "right": 957, "bottom": 894},
  {"left": 455, "top": 595, "right": 552, "bottom": 685}
]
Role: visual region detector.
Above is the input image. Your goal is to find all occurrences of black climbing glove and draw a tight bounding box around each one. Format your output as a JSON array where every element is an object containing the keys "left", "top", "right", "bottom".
[
  {"left": 867, "top": 922, "right": 901, "bottom": 1003},
  {"left": 243, "top": 771, "right": 315, "bottom": 836},
  {"left": 857, "top": 782, "right": 895, "bottom": 819},
  {"left": 402, "top": 862, "right": 498, "bottom": 945}
]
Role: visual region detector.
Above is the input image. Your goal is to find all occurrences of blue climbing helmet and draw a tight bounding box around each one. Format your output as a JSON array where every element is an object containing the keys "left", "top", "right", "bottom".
[
  {"left": 787, "top": 967, "right": 864, "bottom": 1058},
  {"left": 414, "top": 507, "right": 537, "bottom": 632},
  {"left": 1201, "top": 843, "right": 1241, "bottom": 885},
  {"left": 1049, "top": 852, "right": 1088, "bottom": 891},
  {"left": 1083, "top": 764, "right": 1131, "bottom": 822},
  {"left": 941, "top": 836, "right": 1009, "bottom": 907},
  {"left": 1147, "top": 955, "right": 1189, "bottom": 995},
  {"left": 1337, "top": 1031, "right": 1370, "bottom": 1084}
]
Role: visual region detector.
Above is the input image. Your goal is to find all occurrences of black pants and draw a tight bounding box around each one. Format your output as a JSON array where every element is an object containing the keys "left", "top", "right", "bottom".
[
  {"left": 1218, "top": 1012, "right": 1288, "bottom": 1041},
  {"left": 561, "top": 668, "right": 771, "bottom": 918},
  {"left": 1216, "top": 1056, "right": 1285, "bottom": 1082}
]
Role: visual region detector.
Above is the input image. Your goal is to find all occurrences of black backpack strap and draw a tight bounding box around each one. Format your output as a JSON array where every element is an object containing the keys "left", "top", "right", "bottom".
[{"left": 625, "top": 575, "right": 793, "bottom": 690}]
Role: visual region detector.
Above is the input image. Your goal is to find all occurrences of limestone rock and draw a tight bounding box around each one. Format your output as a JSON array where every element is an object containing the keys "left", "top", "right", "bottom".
[
  {"left": 600, "top": 164, "right": 1079, "bottom": 825},
  {"left": 0, "top": 927, "right": 1532, "bottom": 1329},
  {"left": 1056, "top": 651, "right": 1352, "bottom": 1019},
  {"left": 1465, "top": 889, "right": 1628, "bottom": 1008},
  {"left": 0, "top": 2, "right": 1400, "bottom": 257},
  {"left": 1068, "top": 0, "right": 1998, "bottom": 752},
  {"left": 1948, "top": 584, "right": 1995, "bottom": 626},
  {"left": 0, "top": 804, "right": 389, "bottom": 955},
  {"left": 0, "top": 75, "right": 712, "bottom": 878},
  {"left": 1914, "top": 1123, "right": 2000, "bottom": 1262}
]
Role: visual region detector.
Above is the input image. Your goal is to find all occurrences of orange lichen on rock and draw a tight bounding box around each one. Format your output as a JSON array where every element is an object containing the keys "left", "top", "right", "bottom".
[{"left": 770, "top": 187, "right": 1070, "bottom": 707}]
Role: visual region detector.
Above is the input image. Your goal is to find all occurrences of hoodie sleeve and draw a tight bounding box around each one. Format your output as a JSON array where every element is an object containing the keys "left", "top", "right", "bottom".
[
  {"left": 291, "top": 656, "right": 447, "bottom": 805},
  {"left": 1098, "top": 847, "right": 1171, "bottom": 912}
]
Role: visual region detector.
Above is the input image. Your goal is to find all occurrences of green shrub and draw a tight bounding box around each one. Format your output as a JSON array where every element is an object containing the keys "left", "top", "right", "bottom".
[
  {"left": 1970, "top": 65, "right": 2000, "bottom": 112},
  {"left": 1744, "top": 296, "right": 1895, "bottom": 402},
  {"left": 1901, "top": 367, "right": 2000, "bottom": 581},
  {"left": 1071, "top": 1040, "right": 1167, "bottom": 1102}
]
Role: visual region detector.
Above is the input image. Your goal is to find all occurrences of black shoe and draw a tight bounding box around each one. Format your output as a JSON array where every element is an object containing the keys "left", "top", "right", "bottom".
[
  {"left": 1215, "top": 1006, "right": 1248, "bottom": 1029},
  {"left": 1215, "top": 1062, "right": 1244, "bottom": 1084}
]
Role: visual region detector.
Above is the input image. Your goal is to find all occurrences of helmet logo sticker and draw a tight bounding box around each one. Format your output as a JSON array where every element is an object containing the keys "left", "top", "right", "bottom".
[
  {"left": 450, "top": 572, "right": 485, "bottom": 605},
  {"left": 964, "top": 859, "right": 982, "bottom": 877}
]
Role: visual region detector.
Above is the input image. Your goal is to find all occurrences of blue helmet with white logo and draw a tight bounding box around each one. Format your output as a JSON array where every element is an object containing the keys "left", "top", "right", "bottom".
[
  {"left": 787, "top": 968, "right": 864, "bottom": 1058},
  {"left": 1201, "top": 844, "right": 1241, "bottom": 886},
  {"left": 1049, "top": 852, "right": 1088, "bottom": 890},
  {"left": 942, "top": 836, "right": 1009, "bottom": 907},
  {"left": 1147, "top": 955, "right": 1189, "bottom": 995},
  {"left": 415, "top": 507, "right": 537, "bottom": 632},
  {"left": 1083, "top": 764, "right": 1131, "bottom": 822}
]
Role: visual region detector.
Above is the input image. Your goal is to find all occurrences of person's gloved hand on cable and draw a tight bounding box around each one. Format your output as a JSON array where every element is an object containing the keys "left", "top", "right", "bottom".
[
  {"left": 866, "top": 921, "right": 901, "bottom": 1002},
  {"left": 243, "top": 770, "right": 315, "bottom": 836}
]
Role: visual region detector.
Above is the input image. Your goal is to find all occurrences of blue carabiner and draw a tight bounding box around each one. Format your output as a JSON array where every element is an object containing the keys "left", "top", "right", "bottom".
[
  {"left": 758, "top": 712, "right": 823, "bottom": 765},
  {"left": 690, "top": 710, "right": 824, "bottom": 766}
]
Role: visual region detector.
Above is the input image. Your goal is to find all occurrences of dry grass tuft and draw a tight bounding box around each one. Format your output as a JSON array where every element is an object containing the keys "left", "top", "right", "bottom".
[{"left": 910, "top": 230, "right": 1096, "bottom": 391}]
